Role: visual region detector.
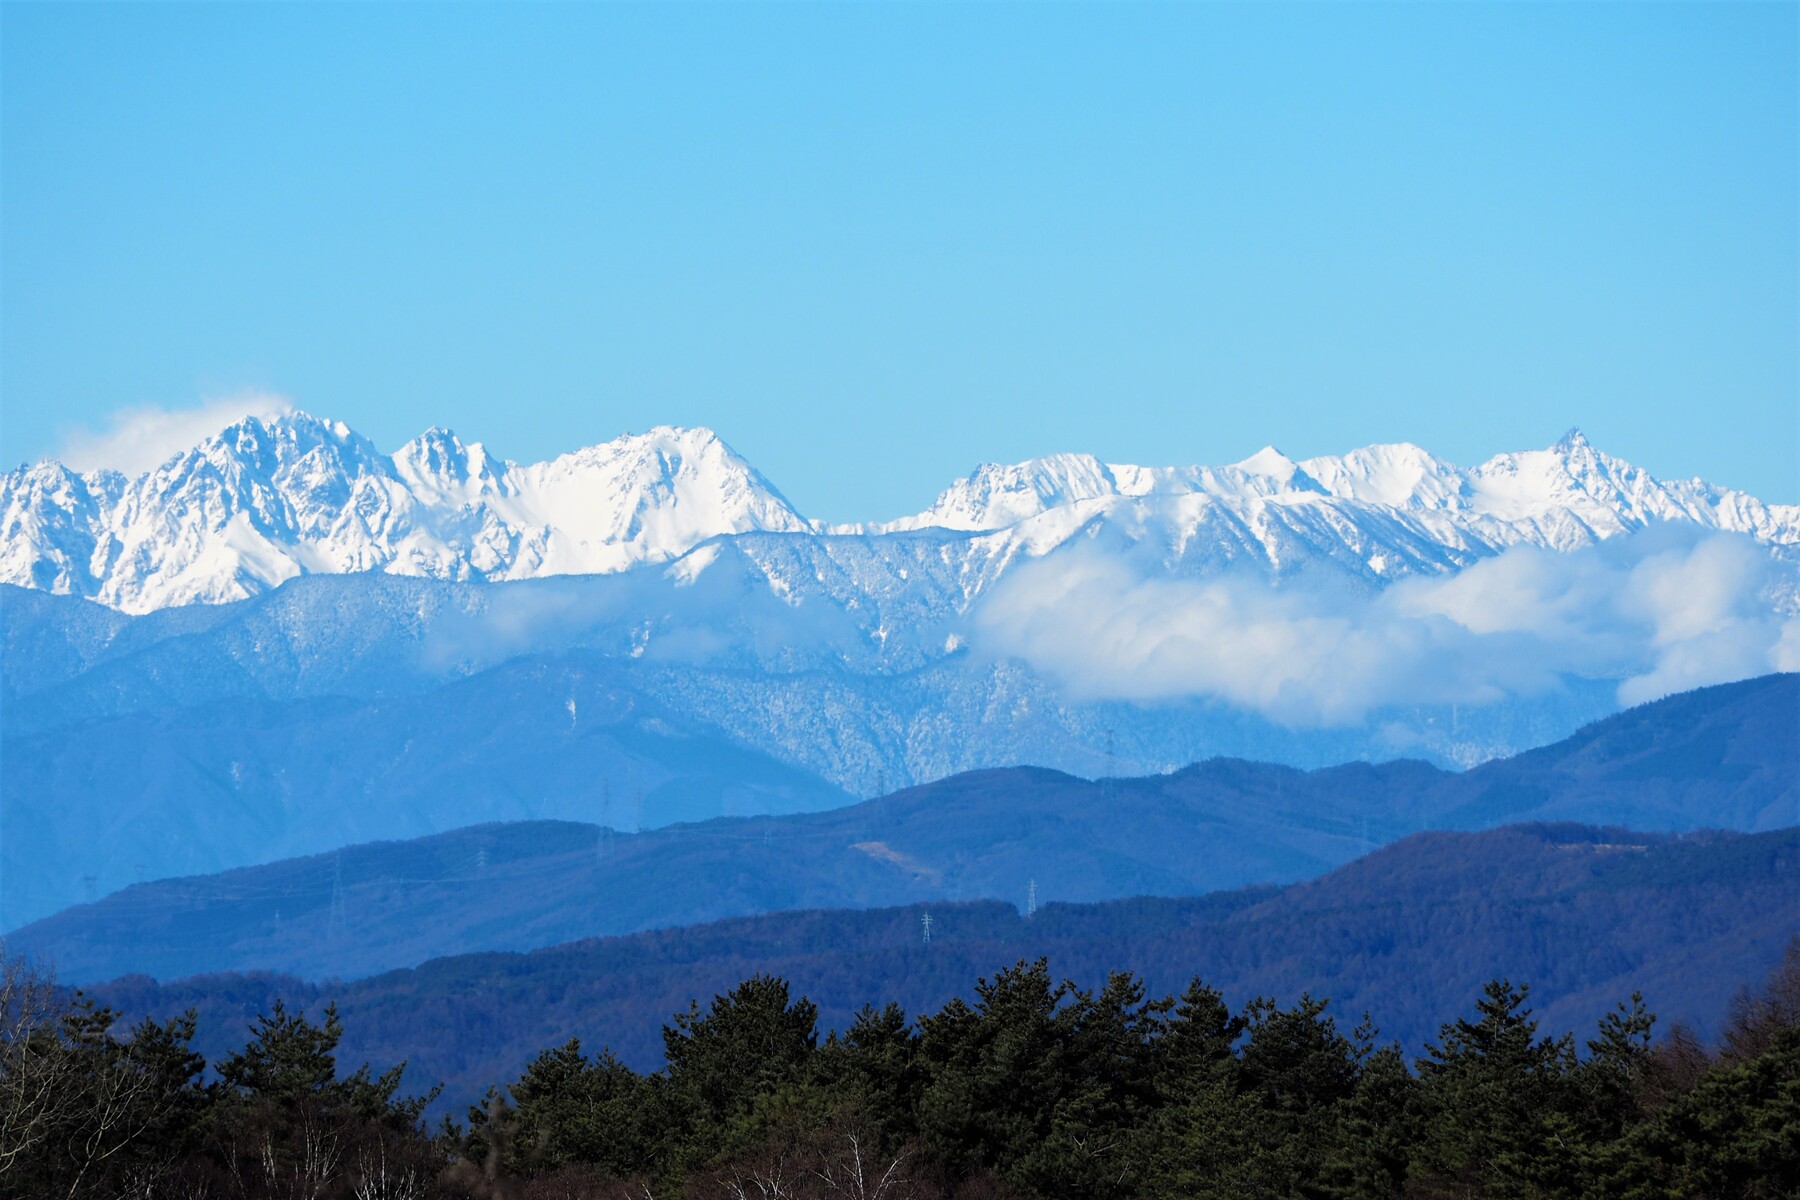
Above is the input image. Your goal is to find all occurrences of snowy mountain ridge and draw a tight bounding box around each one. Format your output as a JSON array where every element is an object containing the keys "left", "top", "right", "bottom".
[
  {"left": 5, "top": 414, "right": 1798, "bottom": 927},
  {"left": 2, "top": 416, "right": 810, "bottom": 611},
  {"left": 3, "top": 414, "right": 1795, "bottom": 613},
  {"left": 869, "top": 430, "right": 1797, "bottom": 546}
]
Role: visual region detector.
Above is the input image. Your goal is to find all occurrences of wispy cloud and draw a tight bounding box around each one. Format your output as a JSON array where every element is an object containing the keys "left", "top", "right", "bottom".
[
  {"left": 55, "top": 393, "right": 294, "bottom": 476},
  {"left": 971, "top": 526, "right": 1799, "bottom": 726}
]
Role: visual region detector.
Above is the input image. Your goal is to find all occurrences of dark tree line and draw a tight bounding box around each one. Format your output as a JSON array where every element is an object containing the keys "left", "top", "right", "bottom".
[{"left": 3, "top": 943, "right": 1796, "bottom": 1200}]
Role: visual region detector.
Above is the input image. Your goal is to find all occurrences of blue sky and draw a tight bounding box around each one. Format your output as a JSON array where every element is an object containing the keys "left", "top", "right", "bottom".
[{"left": 2, "top": 2, "right": 1794, "bottom": 518}]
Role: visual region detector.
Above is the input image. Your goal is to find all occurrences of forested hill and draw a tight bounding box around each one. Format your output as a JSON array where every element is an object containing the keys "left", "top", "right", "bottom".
[
  {"left": 86, "top": 821, "right": 1800, "bottom": 1120},
  {"left": 1442, "top": 668, "right": 1797, "bottom": 829},
  {"left": 17, "top": 672, "right": 1796, "bottom": 984}
]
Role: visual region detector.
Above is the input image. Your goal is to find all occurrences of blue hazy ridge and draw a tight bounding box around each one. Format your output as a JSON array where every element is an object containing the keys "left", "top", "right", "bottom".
[
  {"left": 12, "top": 672, "right": 1794, "bottom": 985},
  {"left": 81, "top": 820, "right": 1800, "bottom": 1123}
]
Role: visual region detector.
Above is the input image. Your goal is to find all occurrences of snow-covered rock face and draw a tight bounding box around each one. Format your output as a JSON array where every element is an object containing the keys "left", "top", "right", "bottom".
[
  {"left": 891, "top": 430, "right": 1796, "bottom": 544},
  {"left": 2, "top": 415, "right": 1794, "bottom": 614},
  {"left": 0, "top": 415, "right": 810, "bottom": 612}
]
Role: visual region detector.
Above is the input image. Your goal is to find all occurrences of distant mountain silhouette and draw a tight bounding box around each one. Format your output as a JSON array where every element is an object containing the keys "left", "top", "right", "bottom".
[
  {"left": 83, "top": 821, "right": 1800, "bottom": 1121},
  {"left": 18, "top": 673, "right": 1794, "bottom": 984}
]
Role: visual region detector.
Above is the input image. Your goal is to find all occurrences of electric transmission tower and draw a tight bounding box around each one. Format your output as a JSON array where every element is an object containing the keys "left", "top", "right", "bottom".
[
  {"left": 921, "top": 911, "right": 933, "bottom": 944},
  {"left": 1102, "top": 728, "right": 1118, "bottom": 804},
  {"left": 1027, "top": 878, "right": 1037, "bottom": 918},
  {"left": 328, "top": 854, "right": 346, "bottom": 933},
  {"left": 599, "top": 779, "right": 613, "bottom": 863}
]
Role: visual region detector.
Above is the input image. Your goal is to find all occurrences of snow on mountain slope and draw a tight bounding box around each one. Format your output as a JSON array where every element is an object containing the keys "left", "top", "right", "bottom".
[
  {"left": 865, "top": 446, "right": 1333, "bottom": 534},
  {"left": 1297, "top": 442, "right": 1471, "bottom": 511},
  {"left": 0, "top": 463, "right": 124, "bottom": 595},
  {"left": 872, "top": 453, "right": 1141, "bottom": 532},
  {"left": 1, "top": 416, "right": 810, "bottom": 612},
  {"left": 3, "top": 415, "right": 1795, "bottom": 614},
  {"left": 855, "top": 431, "right": 1795, "bottom": 603},
  {"left": 508, "top": 426, "right": 811, "bottom": 575},
  {"left": 1301, "top": 429, "right": 1799, "bottom": 552},
  {"left": 892, "top": 429, "right": 1796, "bottom": 546}
]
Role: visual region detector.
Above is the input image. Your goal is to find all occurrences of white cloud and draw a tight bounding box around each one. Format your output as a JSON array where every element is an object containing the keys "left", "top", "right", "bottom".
[
  {"left": 55, "top": 393, "right": 294, "bottom": 476},
  {"left": 971, "top": 527, "right": 1797, "bottom": 726}
]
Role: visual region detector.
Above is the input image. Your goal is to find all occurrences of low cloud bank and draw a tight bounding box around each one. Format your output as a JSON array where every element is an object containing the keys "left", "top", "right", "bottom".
[
  {"left": 56, "top": 393, "right": 292, "bottom": 476},
  {"left": 971, "top": 527, "right": 1799, "bottom": 726}
]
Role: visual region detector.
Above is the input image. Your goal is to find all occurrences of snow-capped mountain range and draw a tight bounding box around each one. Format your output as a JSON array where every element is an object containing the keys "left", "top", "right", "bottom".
[
  {"left": 6, "top": 413, "right": 1798, "bottom": 929},
  {"left": 2, "top": 419, "right": 810, "bottom": 612},
  {"left": 3, "top": 413, "right": 1795, "bottom": 613}
]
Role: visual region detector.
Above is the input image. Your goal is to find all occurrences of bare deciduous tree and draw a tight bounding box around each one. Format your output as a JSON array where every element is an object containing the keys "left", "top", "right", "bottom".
[
  {"left": 0, "top": 950, "right": 73, "bottom": 1178},
  {"left": 713, "top": 1126, "right": 924, "bottom": 1200}
]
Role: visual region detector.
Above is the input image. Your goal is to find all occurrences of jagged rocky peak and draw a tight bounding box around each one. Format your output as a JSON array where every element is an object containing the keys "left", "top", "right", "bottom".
[
  {"left": 2, "top": 413, "right": 1794, "bottom": 613},
  {"left": 395, "top": 425, "right": 473, "bottom": 474},
  {"left": 892, "top": 442, "right": 1343, "bottom": 534},
  {"left": 1466, "top": 427, "right": 1653, "bottom": 526},
  {"left": 392, "top": 426, "right": 508, "bottom": 502},
  {"left": 892, "top": 453, "right": 1126, "bottom": 532},
  {"left": 190, "top": 410, "right": 375, "bottom": 466},
  {"left": 134, "top": 411, "right": 395, "bottom": 526},
  {"left": 1546, "top": 427, "right": 1628, "bottom": 484},
  {"left": 4, "top": 459, "right": 107, "bottom": 504},
  {"left": 0, "top": 415, "right": 827, "bottom": 610},
  {"left": 1542, "top": 427, "right": 1649, "bottom": 495}
]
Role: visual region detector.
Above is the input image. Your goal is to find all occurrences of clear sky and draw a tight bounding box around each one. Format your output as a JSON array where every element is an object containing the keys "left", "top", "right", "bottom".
[{"left": 2, "top": 2, "right": 1794, "bottom": 519}]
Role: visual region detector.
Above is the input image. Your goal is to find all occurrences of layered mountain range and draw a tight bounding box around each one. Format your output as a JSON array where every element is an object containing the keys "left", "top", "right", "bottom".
[
  {"left": 85, "top": 821, "right": 1800, "bottom": 1119},
  {"left": 7, "top": 414, "right": 1794, "bottom": 1147},
  {"left": 15, "top": 673, "right": 1793, "bottom": 985},
  {"left": 4, "top": 416, "right": 1797, "bottom": 927},
  {"left": 6, "top": 412, "right": 1796, "bottom": 613}
]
